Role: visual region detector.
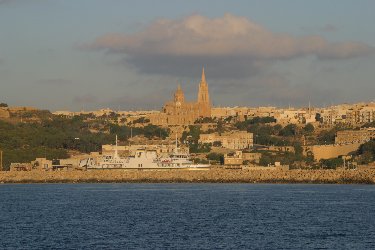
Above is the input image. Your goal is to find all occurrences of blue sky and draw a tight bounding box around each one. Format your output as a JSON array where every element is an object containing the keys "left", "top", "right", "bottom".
[{"left": 0, "top": 0, "right": 374, "bottom": 111}]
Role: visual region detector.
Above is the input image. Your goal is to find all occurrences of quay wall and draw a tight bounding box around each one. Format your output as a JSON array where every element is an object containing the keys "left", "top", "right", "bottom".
[{"left": 1, "top": 169, "right": 375, "bottom": 184}]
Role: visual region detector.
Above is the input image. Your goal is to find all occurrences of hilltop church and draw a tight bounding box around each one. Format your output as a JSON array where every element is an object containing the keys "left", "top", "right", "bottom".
[{"left": 149, "top": 68, "right": 211, "bottom": 126}]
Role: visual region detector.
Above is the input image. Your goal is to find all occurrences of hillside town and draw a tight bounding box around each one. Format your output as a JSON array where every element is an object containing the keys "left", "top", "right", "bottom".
[{"left": 1, "top": 68, "right": 375, "bottom": 173}]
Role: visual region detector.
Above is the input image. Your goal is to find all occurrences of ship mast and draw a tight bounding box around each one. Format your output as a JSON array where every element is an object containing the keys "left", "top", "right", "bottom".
[{"left": 114, "top": 135, "right": 119, "bottom": 159}]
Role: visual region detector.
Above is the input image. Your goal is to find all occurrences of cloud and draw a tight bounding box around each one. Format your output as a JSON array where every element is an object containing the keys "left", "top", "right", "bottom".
[
  {"left": 83, "top": 13, "right": 374, "bottom": 78},
  {"left": 36, "top": 78, "right": 73, "bottom": 86}
]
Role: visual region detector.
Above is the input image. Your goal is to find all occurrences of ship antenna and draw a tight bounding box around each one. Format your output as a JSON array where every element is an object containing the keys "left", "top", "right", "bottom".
[{"left": 114, "top": 135, "right": 119, "bottom": 159}]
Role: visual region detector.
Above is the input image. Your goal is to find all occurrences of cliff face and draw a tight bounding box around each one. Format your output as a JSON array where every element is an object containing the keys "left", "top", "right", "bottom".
[{"left": 1, "top": 169, "right": 375, "bottom": 184}]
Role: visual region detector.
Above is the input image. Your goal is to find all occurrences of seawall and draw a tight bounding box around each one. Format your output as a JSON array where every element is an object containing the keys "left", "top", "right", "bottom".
[{"left": 1, "top": 169, "right": 375, "bottom": 184}]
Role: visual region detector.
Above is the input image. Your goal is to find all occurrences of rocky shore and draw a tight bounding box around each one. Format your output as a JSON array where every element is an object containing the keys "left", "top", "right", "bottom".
[{"left": 1, "top": 168, "right": 375, "bottom": 184}]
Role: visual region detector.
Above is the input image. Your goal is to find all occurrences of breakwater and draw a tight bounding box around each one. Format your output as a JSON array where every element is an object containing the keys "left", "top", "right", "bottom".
[{"left": 1, "top": 169, "right": 375, "bottom": 184}]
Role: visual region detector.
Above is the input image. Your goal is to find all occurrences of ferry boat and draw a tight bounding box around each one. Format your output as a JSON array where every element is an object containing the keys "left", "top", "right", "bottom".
[{"left": 79, "top": 136, "right": 210, "bottom": 170}]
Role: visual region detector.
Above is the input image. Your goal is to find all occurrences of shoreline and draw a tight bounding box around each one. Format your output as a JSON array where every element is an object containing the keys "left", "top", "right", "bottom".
[{"left": 1, "top": 169, "right": 375, "bottom": 184}]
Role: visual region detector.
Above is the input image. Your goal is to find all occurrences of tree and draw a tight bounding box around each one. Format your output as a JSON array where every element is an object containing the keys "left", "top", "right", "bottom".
[
  {"left": 317, "top": 129, "right": 336, "bottom": 144},
  {"left": 206, "top": 153, "right": 224, "bottom": 165},
  {"left": 362, "top": 121, "right": 375, "bottom": 128},
  {"left": 0, "top": 103, "right": 8, "bottom": 107},
  {"left": 188, "top": 125, "right": 201, "bottom": 142},
  {"left": 272, "top": 124, "right": 283, "bottom": 135},
  {"left": 0, "top": 117, "right": 116, "bottom": 169},
  {"left": 142, "top": 124, "right": 169, "bottom": 139},
  {"left": 357, "top": 151, "right": 373, "bottom": 165},
  {"left": 358, "top": 140, "right": 375, "bottom": 155},
  {"left": 279, "top": 124, "right": 297, "bottom": 137},
  {"left": 294, "top": 143, "right": 304, "bottom": 158},
  {"left": 133, "top": 117, "right": 150, "bottom": 124},
  {"left": 189, "top": 143, "right": 211, "bottom": 153},
  {"left": 320, "top": 158, "right": 343, "bottom": 169},
  {"left": 194, "top": 117, "right": 216, "bottom": 124},
  {"left": 303, "top": 123, "right": 315, "bottom": 134},
  {"left": 315, "top": 113, "right": 323, "bottom": 122},
  {"left": 224, "top": 116, "right": 233, "bottom": 123},
  {"left": 216, "top": 119, "right": 225, "bottom": 135},
  {"left": 235, "top": 116, "right": 276, "bottom": 130},
  {"left": 357, "top": 139, "right": 375, "bottom": 164}
]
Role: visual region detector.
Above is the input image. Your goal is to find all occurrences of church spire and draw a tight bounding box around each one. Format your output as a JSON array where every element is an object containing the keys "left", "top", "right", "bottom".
[
  {"left": 197, "top": 67, "right": 211, "bottom": 117},
  {"left": 201, "top": 67, "right": 206, "bottom": 84}
]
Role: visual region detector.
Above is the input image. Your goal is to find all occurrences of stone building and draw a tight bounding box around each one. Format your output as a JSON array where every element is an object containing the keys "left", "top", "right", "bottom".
[
  {"left": 199, "top": 131, "right": 253, "bottom": 150},
  {"left": 335, "top": 128, "right": 375, "bottom": 144},
  {"left": 149, "top": 68, "right": 211, "bottom": 126},
  {"left": 223, "top": 151, "right": 262, "bottom": 165}
]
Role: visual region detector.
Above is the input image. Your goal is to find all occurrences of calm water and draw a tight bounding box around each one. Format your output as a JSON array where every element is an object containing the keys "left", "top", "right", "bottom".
[{"left": 0, "top": 184, "right": 375, "bottom": 249}]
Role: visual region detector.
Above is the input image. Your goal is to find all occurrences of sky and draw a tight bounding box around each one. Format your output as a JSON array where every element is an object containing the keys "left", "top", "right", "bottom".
[{"left": 0, "top": 0, "right": 374, "bottom": 111}]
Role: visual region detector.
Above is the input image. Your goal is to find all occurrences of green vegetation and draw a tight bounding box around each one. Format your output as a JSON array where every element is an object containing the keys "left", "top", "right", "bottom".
[
  {"left": 258, "top": 142, "right": 312, "bottom": 167},
  {"left": 181, "top": 125, "right": 201, "bottom": 143},
  {"left": 361, "top": 121, "right": 375, "bottom": 128},
  {"left": 180, "top": 125, "right": 212, "bottom": 153},
  {"left": 0, "top": 118, "right": 115, "bottom": 170},
  {"left": 0, "top": 103, "right": 8, "bottom": 107},
  {"left": 132, "top": 117, "right": 150, "bottom": 124},
  {"left": 206, "top": 152, "right": 224, "bottom": 165},
  {"left": 303, "top": 123, "right": 315, "bottom": 134},
  {"left": 193, "top": 158, "right": 209, "bottom": 164},
  {"left": 235, "top": 116, "right": 276, "bottom": 130},
  {"left": 259, "top": 151, "right": 296, "bottom": 166},
  {"left": 9, "top": 109, "right": 54, "bottom": 121},
  {"left": 190, "top": 143, "right": 211, "bottom": 153},
  {"left": 110, "top": 124, "right": 169, "bottom": 140},
  {"left": 317, "top": 129, "right": 337, "bottom": 145},
  {"left": 255, "top": 134, "right": 290, "bottom": 146},
  {"left": 279, "top": 124, "right": 298, "bottom": 137},
  {"left": 235, "top": 117, "right": 299, "bottom": 146},
  {"left": 194, "top": 117, "right": 216, "bottom": 124},
  {"left": 0, "top": 115, "right": 170, "bottom": 170},
  {"left": 357, "top": 139, "right": 375, "bottom": 164},
  {"left": 223, "top": 116, "right": 233, "bottom": 123},
  {"left": 319, "top": 158, "right": 344, "bottom": 169}
]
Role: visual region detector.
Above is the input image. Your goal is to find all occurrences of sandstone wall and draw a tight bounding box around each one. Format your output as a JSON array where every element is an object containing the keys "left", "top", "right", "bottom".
[
  {"left": 1, "top": 169, "right": 375, "bottom": 184},
  {"left": 304, "top": 143, "right": 361, "bottom": 161}
]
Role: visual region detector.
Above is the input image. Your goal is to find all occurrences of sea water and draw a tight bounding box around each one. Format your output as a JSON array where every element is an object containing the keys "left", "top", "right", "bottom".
[{"left": 0, "top": 184, "right": 374, "bottom": 249}]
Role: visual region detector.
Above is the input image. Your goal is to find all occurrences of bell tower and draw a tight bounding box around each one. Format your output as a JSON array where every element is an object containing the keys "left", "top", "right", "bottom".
[
  {"left": 174, "top": 84, "right": 185, "bottom": 103},
  {"left": 197, "top": 67, "right": 211, "bottom": 117}
]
